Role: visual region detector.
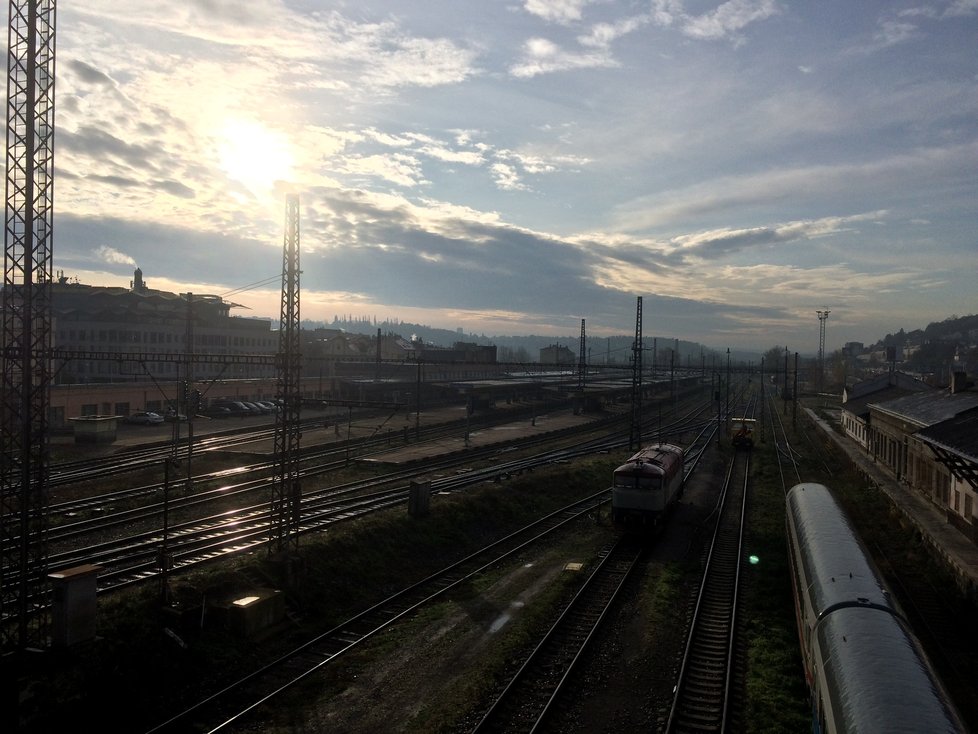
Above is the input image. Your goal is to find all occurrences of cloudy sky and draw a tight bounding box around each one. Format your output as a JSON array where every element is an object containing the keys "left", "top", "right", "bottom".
[{"left": 51, "top": 0, "right": 977, "bottom": 352}]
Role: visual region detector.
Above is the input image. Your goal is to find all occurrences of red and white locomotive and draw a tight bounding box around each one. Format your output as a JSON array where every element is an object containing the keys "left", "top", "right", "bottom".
[{"left": 611, "top": 443, "right": 684, "bottom": 525}]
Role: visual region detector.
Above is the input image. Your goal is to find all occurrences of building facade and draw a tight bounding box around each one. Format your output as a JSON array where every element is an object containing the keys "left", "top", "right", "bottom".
[{"left": 51, "top": 269, "right": 277, "bottom": 384}]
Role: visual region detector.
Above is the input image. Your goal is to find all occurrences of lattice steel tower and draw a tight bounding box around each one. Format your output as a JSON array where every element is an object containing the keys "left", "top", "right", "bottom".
[
  {"left": 817, "top": 309, "right": 830, "bottom": 393},
  {"left": 629, "top": 296, "right": 643, "bottom": 450},
  {"left": 577, "top": 318, "right": 586, "bottom": 393},
  {"left": 270, "top": 194, "right": 302, "bottom": 554},
  {"left": 1, "top": 0, "right": 56, "bottom": 651}
]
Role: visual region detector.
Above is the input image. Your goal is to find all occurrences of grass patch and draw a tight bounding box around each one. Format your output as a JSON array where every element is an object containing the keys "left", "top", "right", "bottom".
[{"left": 15, "top": 455, "right": 620, "bottom": 732}]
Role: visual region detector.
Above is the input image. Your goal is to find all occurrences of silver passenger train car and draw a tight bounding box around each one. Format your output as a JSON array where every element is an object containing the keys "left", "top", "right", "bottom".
[
  {"left": 785, "top": 482, "right": 965, "bottom": 734},
  {"left": 611, "top": 443, "right": 684, "bottom": 525}
]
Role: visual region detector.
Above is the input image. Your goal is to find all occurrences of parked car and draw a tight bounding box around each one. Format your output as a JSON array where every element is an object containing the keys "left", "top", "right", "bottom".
[
  {"left": 164, "top": 409, "right": 187, "bottom": 422},
  {"left": 240, "top": 401, "right": 267, "bottom": 415},
  {"left": 125, "top": 411, "right": 164, "bottom": 425},
  {"left": 207, "top": 400, "right": 252, "bottom": 417},
  {"left": 256, "top": 400, "right": 280, "bottom": 413}
]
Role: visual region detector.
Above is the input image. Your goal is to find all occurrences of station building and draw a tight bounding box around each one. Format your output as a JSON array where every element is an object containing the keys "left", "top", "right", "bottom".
[{"left": 842, "top": 371, "right": 978, "bottom": 544}]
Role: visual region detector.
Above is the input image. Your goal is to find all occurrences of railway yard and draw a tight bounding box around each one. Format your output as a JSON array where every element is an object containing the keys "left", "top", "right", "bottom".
[{"left": 8, "top": 386, "right": 978, "bottom": 733}]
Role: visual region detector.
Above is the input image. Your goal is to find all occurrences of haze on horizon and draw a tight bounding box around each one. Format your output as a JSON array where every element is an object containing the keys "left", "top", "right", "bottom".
[{"left": 50, "top": 1, "right": 978, "bottom": 354}]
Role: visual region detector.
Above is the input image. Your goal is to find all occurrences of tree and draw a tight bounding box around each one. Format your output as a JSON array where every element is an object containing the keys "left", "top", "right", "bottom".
[{"left": 761, "top": 345, "right": 787, "bottom": 373}]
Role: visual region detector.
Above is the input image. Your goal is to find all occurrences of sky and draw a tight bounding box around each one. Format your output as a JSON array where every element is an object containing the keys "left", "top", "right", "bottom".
[{"left": 48, "top": 0, "right": 978, "bottom": 353}]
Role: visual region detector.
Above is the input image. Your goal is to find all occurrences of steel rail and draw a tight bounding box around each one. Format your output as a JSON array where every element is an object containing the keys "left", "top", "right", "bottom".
[
  {"left": 145, "top": 491, "right": 611, "bottom": 734},
  {"left": 665, "top": 447, "right": 750, "bottom": 733},
  {"left": 471, "top": 534, "right": 645, "bottom": 733}
]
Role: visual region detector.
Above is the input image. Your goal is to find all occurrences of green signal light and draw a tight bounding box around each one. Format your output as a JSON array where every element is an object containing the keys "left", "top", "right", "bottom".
[{"left": 749, "top": 554, "right": 760, "bottom": 565}]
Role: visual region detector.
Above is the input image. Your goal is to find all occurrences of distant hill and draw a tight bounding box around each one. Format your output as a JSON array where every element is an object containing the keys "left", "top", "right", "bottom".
[
  {"left": 301, "top": 316, "right": 740, "bottom": 366},
  {"left": 874, "top": 314, "right": 978, "bottom": 373}
]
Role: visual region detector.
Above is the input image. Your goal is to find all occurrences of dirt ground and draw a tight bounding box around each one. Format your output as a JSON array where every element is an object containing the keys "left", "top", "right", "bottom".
[{"left": 245, "top": 449, "right": 725, "bottom": 734}]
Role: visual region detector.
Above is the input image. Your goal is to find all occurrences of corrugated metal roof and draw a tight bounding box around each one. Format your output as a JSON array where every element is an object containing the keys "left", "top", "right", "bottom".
[
  {"left": 917, "top": 406, "right": 978, "bottom": 463},
  {"left": 869, "top": 390, "right": 978, "bottom": 428}
]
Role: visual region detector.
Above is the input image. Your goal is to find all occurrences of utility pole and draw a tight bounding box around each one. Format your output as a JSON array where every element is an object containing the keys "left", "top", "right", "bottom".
[
  {"left": 375, "top": 327, "right": 382, "bottom": 381},
  {"left": 577, "top": 318, "right": 586, "bottom": 413},
  {"left": 783, "top": 346, "right": 789, "bottom": 415},
  {"left": 793, "top": 352, "right": 799, "bottom": 428},
  {"left": 759, "top": 357, "right": 765, "bottom": 443},
  {"left": 415, "top": 359, "right": 422, "bottom": 439},
  {"left": 725, "top": 347, "right": 731, "bottom": 419},
  {"left": 816, "top": 309, "right": 830, "bottom": 394}
]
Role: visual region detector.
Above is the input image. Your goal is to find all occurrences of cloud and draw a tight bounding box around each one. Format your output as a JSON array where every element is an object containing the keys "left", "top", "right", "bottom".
[
  {"left": 666, "top": 213, "right": 886, "bottom": 261},
  {"left": 651, "top": 0, "right": 780, "bottom": 44},
  {"left": 490, "top": 163, "right": 527, "bottom": 191},
  {"left": 612, "top": 142, "right": 978, "bottom": 231},
  {"left": 523, "top": 0, "right": 592, "bottom": 25},
  {"left": 58, "top": 125, "right": 159, "bottom": 172},
  {"left": 873, "top": 20, "right": 917, "bottom": 48},
  {"left": 66, "top": 59, "right": 116, "bottom": 87},
  {"left": 578, "top": 15, "right": 650, "bottom": 48},
  {"left": 509, "top": 37, "right": 618, "bottom": 77},
  {"left": 360, "top": 36, "right": 481, "bottom": 89},
  {"left": 944, "top": 0, "right": 978, "bottom": 17}
]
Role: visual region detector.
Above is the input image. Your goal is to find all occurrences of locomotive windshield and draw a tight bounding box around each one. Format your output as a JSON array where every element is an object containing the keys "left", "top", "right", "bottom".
[{"left": 613, "top": 469, "right": 661, "bottom": 490}]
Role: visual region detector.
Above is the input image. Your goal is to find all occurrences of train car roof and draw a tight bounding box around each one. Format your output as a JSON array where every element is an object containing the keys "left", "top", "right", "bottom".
[
  {"left": 817, "top": 607, "right": 966, "bottom": 733},
  {"left": 614, "top": 461, "right": 667, "bottom": 476},
  {"left": 786, "top": 483, "right": 893, "bottom": 615},
  {"left": 626, "top": 443, "right": 683, "bottom": 461},
  {"left": 618, "top": 443, "right": 683, "bottom": 473}
]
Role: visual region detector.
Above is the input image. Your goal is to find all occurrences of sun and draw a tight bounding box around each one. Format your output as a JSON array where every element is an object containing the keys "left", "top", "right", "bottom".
[{"left": 217, "top": 119, "right": 294, "bottom": 194}]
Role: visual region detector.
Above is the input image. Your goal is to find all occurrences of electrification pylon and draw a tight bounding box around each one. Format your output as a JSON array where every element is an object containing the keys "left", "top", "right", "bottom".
[
  {"left": 629, "top": 297, "right": 643, "bottom": 449},
  {"left": 817, "top": 309, "right": 830, "bottom": 393},
  {"left": 270, "top": 194, "right": 302, "bottom": 555},
  {"left": 577, "top": 318, "right": 586, "bottom": 393},
  {"left": 1, "top": 0, "right": 57, "bottom": 651}
]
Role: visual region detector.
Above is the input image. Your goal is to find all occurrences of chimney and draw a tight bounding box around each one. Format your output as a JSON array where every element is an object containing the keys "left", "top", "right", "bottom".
[
  {"left": 132, "top": 267, "right": 144, "bottom": 292},
  {"left": 950, "top": 371, "right": 970, "bottom": 394}
]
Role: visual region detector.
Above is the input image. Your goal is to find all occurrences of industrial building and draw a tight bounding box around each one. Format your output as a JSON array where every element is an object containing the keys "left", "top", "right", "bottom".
[{"left": 50, "top": 268, "right": 277, "bottom": 384}]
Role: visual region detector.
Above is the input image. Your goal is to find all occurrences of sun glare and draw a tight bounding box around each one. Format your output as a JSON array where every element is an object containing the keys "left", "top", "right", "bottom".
[{"left": 217, "top": 119, "right": 294, "bottom": 194}]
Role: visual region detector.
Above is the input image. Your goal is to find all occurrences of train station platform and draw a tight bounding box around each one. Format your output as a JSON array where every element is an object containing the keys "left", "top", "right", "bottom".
[
  {"left": 805, "top": 408, "right": 978, "bottom": 596},
  {"left": 360, "top": 410, "right": 599, "bottom": 465}
]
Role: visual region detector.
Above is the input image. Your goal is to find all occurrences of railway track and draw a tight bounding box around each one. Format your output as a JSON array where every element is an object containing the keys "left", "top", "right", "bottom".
[
  {"left": 145, "top": 492, "right": 611, "bottom": 733},
  {"left": 3, "top": 435, "right": 620, "bottom": 600},
  {"left": 47, "top": 401, "right": 571, "bottom": 488},
  {"left": 4, "top": 393, "right": 720, "bottom": 635},
  {"left": 29, "top": 407, "right": 628, "bottom": 547},
  {"left": 471, "top": 533, "right": 646, "bottom": 733},
  {"left": 665, "top": 433, "right": 751, "bottom": 732}
]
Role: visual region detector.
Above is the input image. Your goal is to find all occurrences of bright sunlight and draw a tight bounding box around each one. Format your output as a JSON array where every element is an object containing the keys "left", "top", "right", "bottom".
[{"left": 217, "top": 119, "right": 294, "bottom": 194}]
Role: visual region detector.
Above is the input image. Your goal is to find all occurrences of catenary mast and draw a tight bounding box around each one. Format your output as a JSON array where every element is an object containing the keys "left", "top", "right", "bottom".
[
  {"left": 1, "top": 0, "right": 56, "bottom": 651},
  {"left": 270, "top": 194, "right": 302, "bottom": 554},
  {"left": 629, "top": 297, "right": 643, "bottom": 450}
]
